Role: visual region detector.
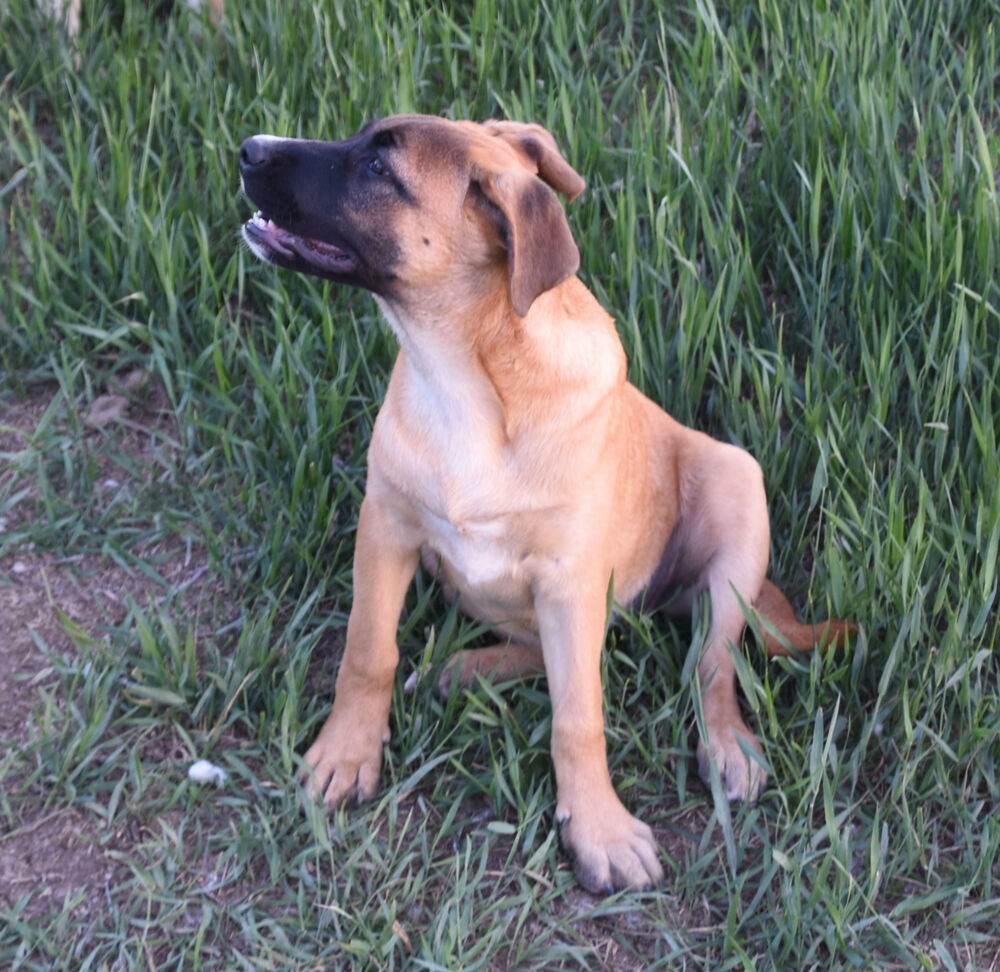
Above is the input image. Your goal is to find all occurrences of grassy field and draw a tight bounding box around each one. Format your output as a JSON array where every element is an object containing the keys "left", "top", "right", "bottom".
[{"left": 2, "top": 0, "right": 999, "bottom": 968}]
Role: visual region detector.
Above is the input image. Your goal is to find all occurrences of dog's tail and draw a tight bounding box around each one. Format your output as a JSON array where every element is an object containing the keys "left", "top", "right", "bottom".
[{"left": 754, "top": 579, "right": 855, "bottom": 657}]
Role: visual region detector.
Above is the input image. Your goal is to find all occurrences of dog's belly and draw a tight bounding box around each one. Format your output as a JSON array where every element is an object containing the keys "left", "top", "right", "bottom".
[{"left": 419, "top": 511, "right": 538, "bottom": 639}]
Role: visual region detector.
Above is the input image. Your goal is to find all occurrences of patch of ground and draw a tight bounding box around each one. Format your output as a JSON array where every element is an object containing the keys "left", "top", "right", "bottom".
[
  {"left": 0, "top": 388, "right": 216, "bottom": 920},
  {"left": 1, "top": 385, "right": 211, "bottom": 738},
  {"left": 0, "top": 805, "right": 118, "bottom": 922},
  {"left": 0, "top": 548, "right": 212, "bottom": 747}
]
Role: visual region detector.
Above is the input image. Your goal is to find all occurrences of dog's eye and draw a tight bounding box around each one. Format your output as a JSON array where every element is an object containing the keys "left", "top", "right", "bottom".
[{"left": 368, "top": 157, "right": 386, "bottom": 176}]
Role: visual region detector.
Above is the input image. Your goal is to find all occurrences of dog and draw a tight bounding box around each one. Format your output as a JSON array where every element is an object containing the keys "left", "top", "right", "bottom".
[
  {"left": 42, "top": 0, "right": 224, "bottom": 41},
  {"left": 238, "top": 115, "right": 853, "bottom": 894}
]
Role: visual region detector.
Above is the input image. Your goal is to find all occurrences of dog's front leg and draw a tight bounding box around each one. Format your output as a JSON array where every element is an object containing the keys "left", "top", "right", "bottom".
[
  {"left": 303, "top": 496, "right": 419, "bottom": 808},
  {"left": 536, "top": 579, "right": 664, "bottom": 893}
]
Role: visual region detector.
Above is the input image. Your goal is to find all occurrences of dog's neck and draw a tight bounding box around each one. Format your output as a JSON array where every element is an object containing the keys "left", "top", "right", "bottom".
[{"left": 375, "top": 278, "right": 625, "bottom": 443}]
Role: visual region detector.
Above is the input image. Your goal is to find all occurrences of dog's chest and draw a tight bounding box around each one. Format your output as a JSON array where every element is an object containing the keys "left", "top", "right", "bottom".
[
  {"left": 376, "top": 344, "right": 548, "bottom": 618},
  {"left": 420, "top": 503, "right": 524, "bottom": 594},
  {"left": 410, "top": 461, "right": 541, "bottom": 629}
]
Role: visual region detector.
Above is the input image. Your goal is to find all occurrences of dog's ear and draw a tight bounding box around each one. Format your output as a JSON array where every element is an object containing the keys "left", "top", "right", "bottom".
[
  {"left": 471, "top": 121, "right": 585, "bottom": 317},
  {"left": 480, "top": 120, "right": 586, "bottom": 202},
  {"left": 476, "top": 168, "right": 581, "bottom": 317}
]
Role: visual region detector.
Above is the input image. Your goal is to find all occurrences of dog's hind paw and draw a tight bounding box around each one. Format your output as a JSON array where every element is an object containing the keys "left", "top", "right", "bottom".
[
  {"left": 434, "top": 642, "right": 547, "bottom": 696},
  {"left": 697, "top": 723, "right": 768, "bottom": 802}
]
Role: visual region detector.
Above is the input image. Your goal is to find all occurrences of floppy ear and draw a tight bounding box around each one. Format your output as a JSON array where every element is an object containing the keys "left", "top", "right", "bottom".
[
  {"left": 480, "top": 120, "right": 586, "bottom": 201},
  {"left": 476, "top": 168, "right": 581, "bottom": 317}
]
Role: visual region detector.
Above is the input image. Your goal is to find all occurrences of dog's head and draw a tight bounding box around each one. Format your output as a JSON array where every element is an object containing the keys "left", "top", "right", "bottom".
[{"left": 239, "top": 115, "right": 585, "bottom": 317}]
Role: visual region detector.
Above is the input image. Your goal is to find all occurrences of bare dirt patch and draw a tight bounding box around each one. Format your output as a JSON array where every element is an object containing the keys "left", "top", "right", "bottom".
[{"left": 0, "top": 804, "right": 120, "bottom": 922}]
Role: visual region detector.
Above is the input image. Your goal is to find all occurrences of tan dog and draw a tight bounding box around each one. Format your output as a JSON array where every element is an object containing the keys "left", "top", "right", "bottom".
[{"left": 239, "top": 115, "right": 853, "bottom": 893}]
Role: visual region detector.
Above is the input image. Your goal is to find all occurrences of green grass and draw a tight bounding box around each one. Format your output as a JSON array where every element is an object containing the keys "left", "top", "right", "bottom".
[{"left": 1, "top": 0, "right": 999, "bottom": 968}]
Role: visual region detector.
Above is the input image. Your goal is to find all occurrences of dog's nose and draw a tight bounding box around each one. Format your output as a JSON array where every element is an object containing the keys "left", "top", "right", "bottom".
[{"left": 239, "top": 136, "right": 272, "bottom": 172}]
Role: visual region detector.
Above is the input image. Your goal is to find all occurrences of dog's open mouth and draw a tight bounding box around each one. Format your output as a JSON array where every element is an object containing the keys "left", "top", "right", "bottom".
[{"left": 243, "top": 212, "right": 358, "bottom": 276}]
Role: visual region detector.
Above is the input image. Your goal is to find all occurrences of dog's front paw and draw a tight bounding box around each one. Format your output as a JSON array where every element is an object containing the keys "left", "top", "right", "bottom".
[
  {"left": 697, "top": 721, "right": 768, "bottom": 802},
  {"left": 301, "top": 713, "right": 389, "bottom": 809},
  {"left": 556, "top": 794, "right": 663, "bottom": 894}
]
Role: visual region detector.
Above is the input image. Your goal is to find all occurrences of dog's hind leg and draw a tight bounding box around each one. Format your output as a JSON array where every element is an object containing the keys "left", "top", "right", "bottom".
[
  {"left": 695, "top": 560, "right": 769, "bottom": 802},
  {"left": 681, "top": 444, "right": 772, "bottom": 803},
  {"left": 435, "top": 641, "right": 546, "bottom": 694}
]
